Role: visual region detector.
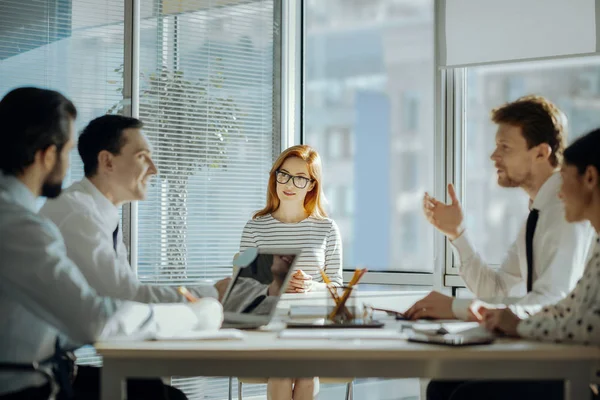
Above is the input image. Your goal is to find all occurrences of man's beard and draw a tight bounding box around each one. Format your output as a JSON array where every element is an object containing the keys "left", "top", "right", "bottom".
[
  {"left": 41, "top": 160, "right": 64, "bottom": 198},
  {"left": 497, "top": 174, "right": 521, "bottom": 188},
  {"left": 497, "top": 167, "right": 532, "bottom": 188}
]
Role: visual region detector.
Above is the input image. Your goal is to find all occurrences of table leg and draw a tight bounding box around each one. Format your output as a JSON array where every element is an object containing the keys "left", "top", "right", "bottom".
[
  {"left": 565, "top": 376, "right": 590, "bottom": 400},
  {"left": 101, "top": 361, "right": 124, "bottom": 400}
]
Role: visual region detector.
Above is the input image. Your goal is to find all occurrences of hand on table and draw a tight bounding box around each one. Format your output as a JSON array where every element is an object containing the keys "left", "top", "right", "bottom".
[
  {"left": 287, "top": 269, "right": 313, "bottom": 293},
  {"left": 188, "top": 297, "right": 223, "bottom": 330},
  {"left": 405, "top": 291, "right": 455, "bottom": 320},
  {"left": 481, "top": 307, "right": 521, "bottom": 337},
  {"left": 214, "top": 277, "right": 232, "bottom": 302}
]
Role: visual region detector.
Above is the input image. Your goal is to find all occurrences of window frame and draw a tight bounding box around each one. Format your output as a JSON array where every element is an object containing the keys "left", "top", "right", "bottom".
[
  {"left": 299, "top": 0, "right": 446, "bottom": 289},
  {"left": 124, "top": 0, "right": 452, "bottom": 288}
]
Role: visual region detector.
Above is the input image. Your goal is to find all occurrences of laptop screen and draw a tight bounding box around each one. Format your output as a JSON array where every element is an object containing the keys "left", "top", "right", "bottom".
[{"left": 222, "top": 249, "right": 298, "bottom": 316}]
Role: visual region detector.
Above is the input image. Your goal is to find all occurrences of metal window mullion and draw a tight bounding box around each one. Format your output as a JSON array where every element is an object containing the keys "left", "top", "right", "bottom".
[
  {"left": 343, "top": 271, "right": 434, "bottom": 287},
  {"left": 442, "top": 68, "right": 469, "bottom": 291},
  {"left": 122, "top": 0, "right": 140, "bottom": 270},
  {"left": 444, "top": 68, "right": 456, "bottom": 277},
  {"left": 433, "top": 0, "right": 448, "bottom": 293},
  {"left": 280, "top": 0, "right": 301, "bottom": 150}
]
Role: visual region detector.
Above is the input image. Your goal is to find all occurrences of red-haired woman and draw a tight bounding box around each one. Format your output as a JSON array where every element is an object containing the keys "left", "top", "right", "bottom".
[
  {"left": 239, "top": 145, "right": 343, "bottom": 399},
  {"left": 240, "top": 144, "right": 343, "bottom": 293}
]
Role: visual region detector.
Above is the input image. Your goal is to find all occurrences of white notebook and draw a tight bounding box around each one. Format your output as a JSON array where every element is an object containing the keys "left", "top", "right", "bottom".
[
  {"left": 278, "top": 329, "right": 406, "bottom": 340},
  {"left": 153, "top": 329, "right": 246, "bottom": 341}
]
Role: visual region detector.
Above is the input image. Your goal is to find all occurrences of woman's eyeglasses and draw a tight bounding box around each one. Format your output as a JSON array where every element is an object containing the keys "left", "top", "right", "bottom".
[{"left": 275, "top": 170, "right": 313, "bottom": 189}]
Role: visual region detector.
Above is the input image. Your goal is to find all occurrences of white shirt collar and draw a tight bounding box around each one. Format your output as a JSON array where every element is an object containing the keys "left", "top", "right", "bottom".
[
  {"left": 78, "top": 178, "right": 120, "bottom": 230},
  {"left": 531, "top": 171, "right": 561, "bottom": 211},
  {"left": 0, "top": 171, "right": 37, "bottom": 213}
]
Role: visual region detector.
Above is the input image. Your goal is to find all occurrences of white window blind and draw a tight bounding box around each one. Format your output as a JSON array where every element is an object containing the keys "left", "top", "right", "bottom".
[
  {"left": 136, "top": 0, "right": 278, "bottom": 398},
  {"left": 438, "top": 0, "right": 599, "bottom": 67},
  {"left": 0, "top": 0, "right": 125, "bottom": 367}
]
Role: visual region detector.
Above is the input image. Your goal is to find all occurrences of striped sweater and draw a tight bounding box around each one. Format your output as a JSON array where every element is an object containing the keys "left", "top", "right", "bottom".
[{"left": 239, "top": 214, "right": 343, "bottom": 286}]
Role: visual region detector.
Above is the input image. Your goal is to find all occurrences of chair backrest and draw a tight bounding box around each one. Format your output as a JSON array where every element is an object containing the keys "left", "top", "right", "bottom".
[{"left": 232, "top": 252, "right": 240, "bottom": 276}]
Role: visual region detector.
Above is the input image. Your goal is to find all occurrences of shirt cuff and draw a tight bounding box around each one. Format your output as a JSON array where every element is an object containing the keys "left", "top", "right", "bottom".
[
  {"left": 452, "top": 298, "right": 473, "bottom": 321},
  {"left": 516, "top": 319, "right": 532, "bottom": 338},
  {"left": 450, "top": 231, "right": 476, "bottom": 266},
  {"left": 189, "top": 284, "right": 219, "bottom": 300}
]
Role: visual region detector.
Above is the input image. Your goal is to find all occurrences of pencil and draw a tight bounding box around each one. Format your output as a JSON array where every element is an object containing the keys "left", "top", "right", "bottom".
[
  {"left": 328, "top": 268, "right": 368, "bottom": 320},
  {"left": 178, "top": 286, "right": 199, "bottom": 303},
  {"left": 317, "top": 265, "right": 332, "bottom": 285}
]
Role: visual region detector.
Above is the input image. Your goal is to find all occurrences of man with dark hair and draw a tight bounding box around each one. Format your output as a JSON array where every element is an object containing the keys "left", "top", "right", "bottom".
[
  {"left": 0, "top": 87, "right": 77, "bottom": 197},
  {"left": 0, "top": 88, "right": 223, "bottom": 400},
  {"left": 402, "top": 95, "right": 595, "bottom": 400},
  {"left": 40, "top": 114, "right": 219, "bottom": 398},
  {"left": 41, "top": 114, "right": 217, "bottom": 304}
]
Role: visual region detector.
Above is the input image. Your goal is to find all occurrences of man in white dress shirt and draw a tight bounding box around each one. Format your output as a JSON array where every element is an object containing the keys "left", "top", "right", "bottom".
[
  {"left": 474, "top": 127, "right": 600, "bottom": 400},
  {"left": 405, "top": 95, "right": 595, "bottom": 400},
  {"left": 40, "top": 114, "right": 218, "bottom": 304},
  {"left": 407, "top": 95, "right": 594, "bottom": 321},
  {"left": 0, "top": 88, "right": 222, "bottom": 400},
  {"left": 39, "top": 115, "right": 220, "bottom": 399}
]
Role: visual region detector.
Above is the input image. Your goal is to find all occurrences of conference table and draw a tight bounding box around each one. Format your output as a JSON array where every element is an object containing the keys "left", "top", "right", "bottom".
[{"left": 95, "top": 290, "right": 600, "bottom": 400}]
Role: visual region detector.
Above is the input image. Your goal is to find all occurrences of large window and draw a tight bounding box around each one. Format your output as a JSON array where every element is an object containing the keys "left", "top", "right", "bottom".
[
  {"left": 136, "top": 1, "right": 276, "bottom": 283},
  {"left": 1, "top": 1, "right": 278, "bottom": 398},
  {"left": 0, "top": 0, "right": 124, "bottom": 187},
  {"left": 462, "top": 57, "right": 600, "bottom": 266},
  {"left": 304, "top": 0, "right": 435, "bottom": 272}
]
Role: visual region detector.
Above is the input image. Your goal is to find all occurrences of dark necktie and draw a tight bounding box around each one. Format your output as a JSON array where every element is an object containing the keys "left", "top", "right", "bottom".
[
  {"left": 525, "top": 209, "right": 539, "bottom": 293},
  {"left": 112, "top": 224, "right": 119, "bottom": 253}
]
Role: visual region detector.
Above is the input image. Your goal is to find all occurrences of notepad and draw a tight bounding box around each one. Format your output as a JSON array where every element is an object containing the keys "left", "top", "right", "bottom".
[
  {"left": 153, "top": 329, "right": 246, "bottom": 341},
  {"left": 278, "top": 329, "right": 406, "bottom": 340},
  {"left": 407, "top": 321, "right": 493, "bottom": 341},
  {"left": 401, "top": 321, "right": 480, "bottom": 335}
]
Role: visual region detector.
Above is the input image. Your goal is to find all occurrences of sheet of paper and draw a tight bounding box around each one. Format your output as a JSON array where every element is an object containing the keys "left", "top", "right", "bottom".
[
  {"left": 278, "top": 329, "right": 407, "bottom": 340},
  {"left": 153, "top": 329, "right": 246, "bottom": 341},
  {"left": 405, "top": 321, "right": 493, "bottom": 339}
]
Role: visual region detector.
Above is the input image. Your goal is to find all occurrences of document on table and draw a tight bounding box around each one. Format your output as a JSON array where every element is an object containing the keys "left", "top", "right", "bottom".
[
  {"left": 402, "top": 321, "right": 493, "bottom": 339},
  {"left": 153, "top": 329, "right": 246, "bottom": 341},
  {"left": 278, "top": 329, "right": 407, "bottom": 340}
]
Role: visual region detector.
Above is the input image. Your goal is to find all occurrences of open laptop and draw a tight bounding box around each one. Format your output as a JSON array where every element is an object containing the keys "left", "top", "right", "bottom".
[{"left": 220, "top": 247, "right": 301, "bottom": 329}]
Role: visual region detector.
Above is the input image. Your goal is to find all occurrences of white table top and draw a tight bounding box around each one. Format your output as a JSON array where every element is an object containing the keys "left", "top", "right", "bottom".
[
  {"left": 96, "top": 290, "right": 600, "bottom": 363},
  {"left": 96, "top": 330, "right": 600, "bottom": 362},
  {"left": 96, "top": 290, "right": 600, "bottom": 400}
]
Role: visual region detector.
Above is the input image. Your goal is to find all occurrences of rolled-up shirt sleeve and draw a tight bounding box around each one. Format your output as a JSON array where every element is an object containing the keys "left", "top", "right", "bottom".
[
  {"left": 59, "top": 211, "right": 218, "bottom": 303},
  {"left": 1, "top": 214, "right": 217, "bottom": 346}
]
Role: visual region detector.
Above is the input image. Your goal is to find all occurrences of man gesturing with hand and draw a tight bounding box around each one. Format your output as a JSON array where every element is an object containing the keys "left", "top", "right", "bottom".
[
  {"left": 411, "top": 96, "right": 596, "bottom": 400},
  {"left": 406, "top": 96, "right": 594, "bottom": 325}
]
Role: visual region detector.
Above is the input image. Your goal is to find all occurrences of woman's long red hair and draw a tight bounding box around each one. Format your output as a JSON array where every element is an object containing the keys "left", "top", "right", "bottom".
[{"left": 253, "top": 145, "right": 328, "bottom": 219}]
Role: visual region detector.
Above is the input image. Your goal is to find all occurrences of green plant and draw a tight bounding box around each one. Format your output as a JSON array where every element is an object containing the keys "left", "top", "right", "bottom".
[{"left": 109, "top": 60, "right": 243, "bottom": 278}]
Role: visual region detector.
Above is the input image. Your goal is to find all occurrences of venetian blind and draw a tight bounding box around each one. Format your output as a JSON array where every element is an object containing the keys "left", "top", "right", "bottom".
[
  {"left": 0, "top": 0, "right": 125, "bottom": 367},
  {"left": 136, "top": 0, "right": 278, "bottom": 398}
]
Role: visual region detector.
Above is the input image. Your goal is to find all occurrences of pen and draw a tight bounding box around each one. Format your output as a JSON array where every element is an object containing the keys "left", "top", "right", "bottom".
[{"left": 178, "top": 286, "right": 199, "bottom": 303}]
